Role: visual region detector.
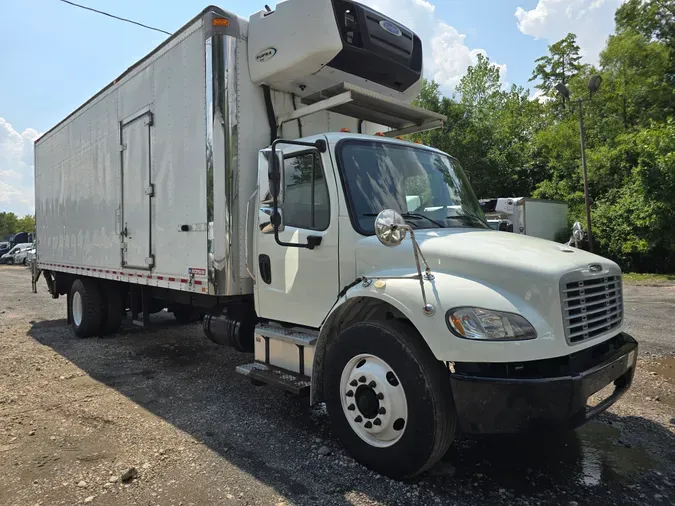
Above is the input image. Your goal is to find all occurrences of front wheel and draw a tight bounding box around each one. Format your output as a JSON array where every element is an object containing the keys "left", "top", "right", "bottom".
[{"left": 324, "top": 320, "right": 457, "bottom": 479}]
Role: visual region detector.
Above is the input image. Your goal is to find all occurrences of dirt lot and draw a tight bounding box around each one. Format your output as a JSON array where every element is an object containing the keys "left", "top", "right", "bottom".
[{"left": 1, "top": 266, "right": 673, "bottom": 506}]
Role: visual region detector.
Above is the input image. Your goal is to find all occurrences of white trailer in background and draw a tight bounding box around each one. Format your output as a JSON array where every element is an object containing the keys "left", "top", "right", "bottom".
[
  {"left": 33, "top": 1, "right": 637, "bottom": 479},
  {"left": 482, "top": 197, "right": 569, "bottom": 242}
]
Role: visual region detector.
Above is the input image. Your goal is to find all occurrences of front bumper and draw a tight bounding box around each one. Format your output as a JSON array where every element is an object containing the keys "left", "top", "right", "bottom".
[{"left": 449, "top": 332, "right": 638, "bottom": 434}]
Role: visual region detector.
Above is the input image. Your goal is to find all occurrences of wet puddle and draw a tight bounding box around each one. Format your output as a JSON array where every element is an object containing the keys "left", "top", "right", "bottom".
[{"left": 444, "top": 421, "right": 656, "bottom": 491}]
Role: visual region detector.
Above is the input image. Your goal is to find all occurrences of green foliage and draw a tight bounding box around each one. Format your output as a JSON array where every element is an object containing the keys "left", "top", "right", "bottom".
[
  {"left": 530, "top": 33, "right": 583, "bottom": 96},
  {"left": 0, "top": 212, "right": 35, "bottom": 240},
  {"left": 412, "top": 0, "right": 675, "bottom": 273}
]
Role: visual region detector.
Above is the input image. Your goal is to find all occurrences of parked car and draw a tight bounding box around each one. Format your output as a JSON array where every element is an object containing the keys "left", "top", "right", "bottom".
[
  {"left": 0, "top": 243, "right": 33, "bottom": 264},
  {"left": 0, "top": 242, "right": 9, "bottom": 257},
  {"left": 25, "top": 244, "right": 36, "bottom": 265}
]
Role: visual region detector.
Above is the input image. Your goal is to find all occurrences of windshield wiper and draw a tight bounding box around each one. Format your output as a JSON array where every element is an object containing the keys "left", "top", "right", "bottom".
[
  {"left": 361, "top": 212, "right": 444, "bottom": 228},
  {"left": 445, "top": 214, "right": 488, "bottom": 227}
]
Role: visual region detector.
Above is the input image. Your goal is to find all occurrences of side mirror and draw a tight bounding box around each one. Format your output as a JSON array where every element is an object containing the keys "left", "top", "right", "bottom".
[
  {"left": 268, "top": 150, "right": 284, "bottom": 202},
  {"left": 572, "top": 221, "right": 584, "bottom": 242},
  {"left": 375, "top": 209, "right": 407, "bottom": 247}
]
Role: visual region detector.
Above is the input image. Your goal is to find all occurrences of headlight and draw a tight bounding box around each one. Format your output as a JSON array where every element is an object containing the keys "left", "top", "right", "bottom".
[{"left": 446, "top": 307, "right": 537, "bottom": 341}]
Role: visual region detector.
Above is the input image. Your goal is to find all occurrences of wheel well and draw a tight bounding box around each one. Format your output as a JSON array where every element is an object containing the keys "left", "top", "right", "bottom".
[{"left": 310, "top": 297, "right": 416, "bottom": 405}]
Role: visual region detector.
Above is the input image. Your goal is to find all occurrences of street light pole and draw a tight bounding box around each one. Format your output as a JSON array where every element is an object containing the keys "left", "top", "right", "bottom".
[
  {"left": 576, "top": 98, "right": 594, "bottom": 252},
  {"left": 555, "top": 76, "right": 602, "bottom": 253}
]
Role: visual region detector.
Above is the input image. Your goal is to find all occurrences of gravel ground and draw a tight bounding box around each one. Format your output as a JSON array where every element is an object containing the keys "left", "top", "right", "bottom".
[{"left": 0, "top": 266, "right": 673, "bottom": 506}]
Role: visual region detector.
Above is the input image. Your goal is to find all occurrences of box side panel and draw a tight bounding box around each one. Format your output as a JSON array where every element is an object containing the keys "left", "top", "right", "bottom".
[
  {"left": 524, "top": 201, "right": 568, "bottom": 242},
  {"left": 35, "top": 88, "right": 120, "bottom": 268},
  {"left": 35, "top": 19, "right": 207, "bottom": 279},
  {"left": 150, "top": 26, "right": 208, "bottom": 278}
]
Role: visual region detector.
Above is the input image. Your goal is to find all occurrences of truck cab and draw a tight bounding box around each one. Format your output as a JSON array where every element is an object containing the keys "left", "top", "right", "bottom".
[{"left": 244, "top": 129, "right": 637, "bottom": 478}]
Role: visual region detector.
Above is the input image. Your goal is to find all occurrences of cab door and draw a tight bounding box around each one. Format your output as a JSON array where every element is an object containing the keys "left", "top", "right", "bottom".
[{"left": 254, "top": 138, "right": 339, "bottom": 328}]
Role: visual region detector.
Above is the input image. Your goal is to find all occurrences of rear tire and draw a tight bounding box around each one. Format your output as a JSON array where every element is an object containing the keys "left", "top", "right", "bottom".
[
  {"left": 324, "top": 320, "right": 456, "bottom": 479},
  {"left": 100, "top": 284, "right": 124, "bottom": 335},
  {"left": 69, "top": 278, "right": 103, "bottom": 338}
]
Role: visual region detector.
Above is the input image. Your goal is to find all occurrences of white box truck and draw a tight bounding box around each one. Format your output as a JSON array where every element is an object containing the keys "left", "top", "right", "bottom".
[
  {"left": 482, "top": 197, "right": 569, "bottom": 241},
  {"left": 33, "top": 1, "right": 637, "bottom": 479}
]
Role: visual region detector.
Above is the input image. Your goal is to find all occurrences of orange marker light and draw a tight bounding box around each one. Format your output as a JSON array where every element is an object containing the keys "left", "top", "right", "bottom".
[
  {"left": 340, "top": 128, "right": 351, "bottom": 133},
  {"left": 212, "top": 18, "right": 230, "bottom": 26},
  {"left": 375, "top": 132, "right": 385, "bottom": 137}
]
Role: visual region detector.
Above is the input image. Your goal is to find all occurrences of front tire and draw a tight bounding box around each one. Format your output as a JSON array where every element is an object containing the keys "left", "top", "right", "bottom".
[
  {"left": 324, "top": 320, "right": 456, "bottom": 479},
  {"left": 69, "top": 278, "right": 103, "bottom": 338}
]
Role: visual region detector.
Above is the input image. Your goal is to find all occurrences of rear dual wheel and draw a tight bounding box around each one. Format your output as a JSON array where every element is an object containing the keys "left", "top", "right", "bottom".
[
  {"left": 324, "top": 320, "right": 457, "bottom": 479},
  {"left": 69, "top": 279, "right": 123, "bottom": 338}
]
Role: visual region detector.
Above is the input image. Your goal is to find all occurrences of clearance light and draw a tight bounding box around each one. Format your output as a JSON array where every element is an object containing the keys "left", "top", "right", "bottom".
[
  {"left": 340, "top": 128, "right": 351, "bottom": 132},
  {"left": 395, "top": 136, "right": 404, "bottom": 140},
  {"left": 212, "top": 18, "right": 230, "bottom": 26},
  {"left": 375, "top": 132, "right": 386, "bottom": 137},
  {"left": 414, "top": 140, "right": 423, "bottom": 144}
]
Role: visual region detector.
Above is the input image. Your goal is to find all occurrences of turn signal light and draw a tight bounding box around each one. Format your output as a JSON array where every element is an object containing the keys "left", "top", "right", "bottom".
[{"left": 212, "top": 18, "right": 230, "bottom": 26}]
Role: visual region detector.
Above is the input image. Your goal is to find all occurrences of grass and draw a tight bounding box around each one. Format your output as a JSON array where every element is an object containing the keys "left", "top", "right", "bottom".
[{"left": 623, "top": 272, "right": 675, "bottom": 285}]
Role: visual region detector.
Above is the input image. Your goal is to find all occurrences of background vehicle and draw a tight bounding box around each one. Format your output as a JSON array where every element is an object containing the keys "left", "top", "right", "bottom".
[
  {"left": 480, "top": 197, "right": 568, "bottom": 241},
  {"left": 0, "top": 242, "right": 9, "bottom": 258},
  {"left": 25, "top": 243, "right": 36, "bottom": 265},
  {"left": 2, "top": 243, "right": 32, "bottom": 264},
  {"left": 32, "top": 1, "right": 637, "bottom": 479}
]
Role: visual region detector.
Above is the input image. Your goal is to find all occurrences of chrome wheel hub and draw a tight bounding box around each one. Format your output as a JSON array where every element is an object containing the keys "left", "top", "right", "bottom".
[
  {"left": 339, "top": 353, "right": 408, "bottom": 448},
  {"left": 72, "top": 292, "right": 83, "bottom": 327}
]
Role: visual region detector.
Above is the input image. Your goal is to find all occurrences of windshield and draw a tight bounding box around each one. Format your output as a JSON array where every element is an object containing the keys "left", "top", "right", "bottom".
[{"left": 336, "top": 140, "right": 488, "bottom": 234}]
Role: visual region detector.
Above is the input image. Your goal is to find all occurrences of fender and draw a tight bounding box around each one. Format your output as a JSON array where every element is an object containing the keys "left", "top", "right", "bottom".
[{"left": 309, "top": 269, "right": 556, "bottom": 404}]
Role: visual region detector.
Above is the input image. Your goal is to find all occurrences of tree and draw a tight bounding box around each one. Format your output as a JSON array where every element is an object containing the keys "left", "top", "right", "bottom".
[
  {"left": 0, "top": 212, "right": 19, "bottom": 240},
  {"left": 530, "top": 33, "right": 583, "bottom": 97},
  {"left": 17, "top": 215, "right": 35, "bottom": 233}
]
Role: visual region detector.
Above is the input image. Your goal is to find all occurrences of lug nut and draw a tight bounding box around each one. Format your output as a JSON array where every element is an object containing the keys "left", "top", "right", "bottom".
[
  {"left": 350, "top": 380, "right": 358, "bottom": 387},
  {"left": 354, "top": 415, "right": 363, "bottom": 423},
  {"left": 347, "top": 404, "right": 355, "bottom": 411},
  {"left": 377, "top": 392, "right": 384, "bottom": 400},
  {"left": 346, "top": 390, "right": 354, "bottom": 397},
  {"left": 368, "top": 380, "right": 376, "bottom": 388},
  {"left": 373, "top": 418, "right": 382, "bottom": 426},
  {"left": 358, "top": 376, "right": 366, "bottom": 383},
  {"left": 378, "top": 407, "right": 386, "bottom": 415},
  {"left": 364, "top": 421, "right": 372, "bottom": 429}
]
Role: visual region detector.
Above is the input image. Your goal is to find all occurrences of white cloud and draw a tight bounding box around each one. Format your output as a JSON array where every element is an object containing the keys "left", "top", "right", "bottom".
[
  {"left": 515, "top": 0, "right": 627, "bottom": 64},
  {"left": 360, "top": 0, "right": 507, "bottom": 93},
  {"left": 0, "top": 118, "right": 39, "bottom": 216}
]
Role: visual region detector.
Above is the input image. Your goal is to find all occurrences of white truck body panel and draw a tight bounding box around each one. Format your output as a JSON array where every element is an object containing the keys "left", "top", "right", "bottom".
[
  {"left": 521, "top": 199, "right": 568, "bottom": 242},
  {"left": 35, "top": 20, "right": 209, "bottom": 286}
]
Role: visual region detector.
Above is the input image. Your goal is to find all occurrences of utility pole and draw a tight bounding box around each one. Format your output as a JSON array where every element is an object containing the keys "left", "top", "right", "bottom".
[
  {"left": 555, "top": 75, "right": 602, "bottom": 253},
  {"left": 577, "top": 98, "right": 594, "bottom": 252}
]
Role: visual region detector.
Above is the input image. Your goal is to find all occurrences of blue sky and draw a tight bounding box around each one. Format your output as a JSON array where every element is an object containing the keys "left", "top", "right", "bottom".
[{"left": 0, "top": 0, "right": 625, "bottom": 215}]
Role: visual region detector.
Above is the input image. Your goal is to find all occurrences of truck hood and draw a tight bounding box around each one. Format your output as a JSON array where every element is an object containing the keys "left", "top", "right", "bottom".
[
  {"left": 353, "top": 229, "right": 623, "bottom": 362},
  {"left": 356, "top": 228, "right": 617, "bottom": 281}
]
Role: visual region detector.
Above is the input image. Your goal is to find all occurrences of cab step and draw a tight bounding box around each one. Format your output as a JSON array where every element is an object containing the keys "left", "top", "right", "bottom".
[
  {"left": 253, "top": 324, "right": 318, "bottom": 377},
  {"left": 236, "top": 362, "right": 311, "bottom": 397}
]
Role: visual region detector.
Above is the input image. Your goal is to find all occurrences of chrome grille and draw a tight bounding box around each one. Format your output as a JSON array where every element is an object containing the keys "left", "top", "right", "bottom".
[{"left": 561, "top": 272, "right": 623, "bottom": 344}]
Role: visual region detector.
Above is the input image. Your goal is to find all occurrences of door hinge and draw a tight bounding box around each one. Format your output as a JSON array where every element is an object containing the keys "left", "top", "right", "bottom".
[
  {"left": 145, "top": 184, "right": 155, "bottom": 197},
  {"left": 144, "top": 112, "right": 154, "bottom": 127},
  {"left": 145, "top": 255, "right": 155, "bottom": 268},
  {"left": 119, "top": 143, "right": 127, "bottom": 152}
]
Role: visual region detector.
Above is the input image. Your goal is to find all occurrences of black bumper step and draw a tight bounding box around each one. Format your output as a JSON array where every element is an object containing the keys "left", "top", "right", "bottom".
[{"left": 236, "top": 362, "right": 311, "bottom": 397}]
